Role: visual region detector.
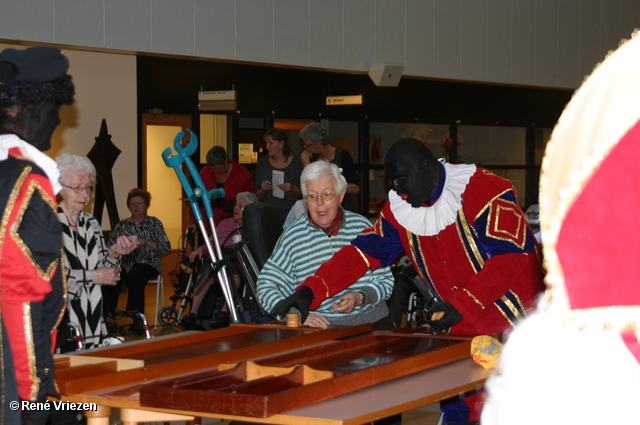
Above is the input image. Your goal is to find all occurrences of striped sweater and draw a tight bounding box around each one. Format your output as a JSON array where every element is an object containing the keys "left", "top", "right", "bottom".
[{"left": 257, "top": 209, "right": 393, "bottom": 326}]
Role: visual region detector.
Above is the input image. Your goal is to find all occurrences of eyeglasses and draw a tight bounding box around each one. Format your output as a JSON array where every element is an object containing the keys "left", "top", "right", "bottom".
[
  {"left": 525, "top": 210, "right": 539, "bottom": 220},
  {"left": 303, "top": 142, "right": 314, "bottom": 149},
  {"left": 128, "top": 202, "right": 146, "bottom": 207},
  {"left": 61, "top": 183, "right": 94, "bottom": 194},
  {"left": 305, "top": 192, "right": 336, "bottom": 202},
  {"left": 234, "top": 203, "right": 246, "bottom": 211}
]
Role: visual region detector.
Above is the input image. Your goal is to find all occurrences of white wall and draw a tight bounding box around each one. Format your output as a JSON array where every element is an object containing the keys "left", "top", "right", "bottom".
[
  {"left": 0, "top": 43, "right": 138, "bottom": 228},
  {"left": 1, "top": 0, "right": 639, "bottom": 90}
]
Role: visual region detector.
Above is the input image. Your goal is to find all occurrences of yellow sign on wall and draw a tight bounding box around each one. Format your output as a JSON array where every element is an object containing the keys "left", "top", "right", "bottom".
[{"left": 239, "top": 143, "right": 254, "bottom": 164}]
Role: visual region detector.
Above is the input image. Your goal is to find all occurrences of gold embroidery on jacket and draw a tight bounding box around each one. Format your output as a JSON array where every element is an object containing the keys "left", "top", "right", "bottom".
[
  {"left": 10, "top": 179, "right": 59, "bottom": 281},
  {"left": 475, "top": 188, "right": 511, "bottom": 220},
  {"left": 457, "top": 210, "right": 485, "bottom": 270},
  {"left": 23, "top": 302, "right": 39, "bottom": 401},
  {"left": 463, "top": 288, "right": 485, "bottom": 309},
  {"left": 353, "top": 246, "right": 371, "bottom": 268}
]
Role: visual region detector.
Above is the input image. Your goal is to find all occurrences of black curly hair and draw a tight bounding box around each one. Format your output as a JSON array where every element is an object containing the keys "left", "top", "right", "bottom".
[{"left": 0, "top": 74, "right": 74, "bottom": 109}]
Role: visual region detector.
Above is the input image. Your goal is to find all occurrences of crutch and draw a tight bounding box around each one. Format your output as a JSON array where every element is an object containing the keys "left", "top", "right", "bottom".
[{"left": 162, "top": 129, "right": 241, "bottom": 323}]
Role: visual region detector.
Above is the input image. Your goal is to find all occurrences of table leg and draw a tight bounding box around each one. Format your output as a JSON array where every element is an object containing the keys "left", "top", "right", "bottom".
[
  {"left": 120, "top": 407, "right": 195, "bottom": 425},
  {"left": 84, "top": 404, "right": 111, "bottom": 425}
]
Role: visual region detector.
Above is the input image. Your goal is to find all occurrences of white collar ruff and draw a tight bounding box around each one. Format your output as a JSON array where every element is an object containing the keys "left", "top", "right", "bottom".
[
  {"left": 389, "top": 162, "right": 476, "bottom": 236},
  {"left": 0, "top": 133, "right": 62, "bottom": 194}
]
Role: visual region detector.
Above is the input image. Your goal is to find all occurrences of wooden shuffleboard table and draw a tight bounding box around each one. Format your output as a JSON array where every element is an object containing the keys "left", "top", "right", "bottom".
[{"left": 54, "top": 324, "right": 490, "bottom": 425}]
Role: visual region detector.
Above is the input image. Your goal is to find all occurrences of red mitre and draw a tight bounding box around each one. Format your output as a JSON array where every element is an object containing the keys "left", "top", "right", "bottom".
[{"left": 540, "top": 30, "right": 640, "bottom": 362}]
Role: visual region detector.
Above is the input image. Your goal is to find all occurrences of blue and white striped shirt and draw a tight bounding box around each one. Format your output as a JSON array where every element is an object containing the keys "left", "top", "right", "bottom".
[{"left": 257, "top": 209, "right": 393, "bottom": 326}]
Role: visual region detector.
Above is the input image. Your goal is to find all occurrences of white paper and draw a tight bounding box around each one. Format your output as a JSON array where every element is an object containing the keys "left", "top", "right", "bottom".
[{"left": 272, "top": 170, "right": 285, "bottom": 198}]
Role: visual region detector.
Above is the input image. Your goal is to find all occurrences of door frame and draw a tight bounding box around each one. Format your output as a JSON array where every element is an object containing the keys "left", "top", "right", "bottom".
[{"left": 141, "top": 113, "right": 193, "bottom": 241}]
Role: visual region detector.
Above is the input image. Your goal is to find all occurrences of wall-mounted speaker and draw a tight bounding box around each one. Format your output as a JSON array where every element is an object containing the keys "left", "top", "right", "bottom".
[{"left": 368, "top": 63, "right": 404, "bottom": 87}]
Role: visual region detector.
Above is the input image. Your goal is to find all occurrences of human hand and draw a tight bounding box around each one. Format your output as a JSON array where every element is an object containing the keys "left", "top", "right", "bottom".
[
  {"left": 331, "top": 292, "right": 363, "bottom": 314},
  {"left": 109, "top": 235, "right": 136, "bottom": 257},
  {"left": 303, "top": 313, "right": 330, "bottom": 329},
  {"left": 300, "top": 150, "right": 312, "bottom": 165},
  {"left": 279, "top": 182, "right": 292, "bottom": 192},
  {"left": 189, "top": 246, "right": 204, "bottom": 262},
  {"left": 93, "top": 267, "right": 120, "bottom": 286},
  {"left": 261, "top": 180, "right": 273, "bottom": 191},
  {"left": 425, "top": 300, "right": 463, "bottom": 331},
  {"left": 270, "top": 286, "right": 314, "bottom": 322}
]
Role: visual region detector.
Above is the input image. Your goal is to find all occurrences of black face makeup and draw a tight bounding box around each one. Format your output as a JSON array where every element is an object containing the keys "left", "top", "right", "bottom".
[
  {"left": 18, "top": 100, "right": 62, "bottom": 151},
  {"left": 385, "top": 138, "right": 440, "bottom": 206}
]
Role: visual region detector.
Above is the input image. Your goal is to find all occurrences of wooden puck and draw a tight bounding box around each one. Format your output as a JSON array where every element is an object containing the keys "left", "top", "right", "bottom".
[{"left": 286, "top": 313, "right": 300, "bottom": 327}]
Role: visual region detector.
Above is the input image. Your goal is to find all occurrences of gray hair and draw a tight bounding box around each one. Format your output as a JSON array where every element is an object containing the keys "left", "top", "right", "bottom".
[
  {"left": 237, "top": 191, "right": 259, "bottom": 205},
  {"left": 300, "top": 160, "right": 347, "bottom": 197},
  {"left": 298, "top": 122, "right": 330, "bottom": 146},
  {"left": 55, "top": 153, "right": 96, "bottom": 183}
]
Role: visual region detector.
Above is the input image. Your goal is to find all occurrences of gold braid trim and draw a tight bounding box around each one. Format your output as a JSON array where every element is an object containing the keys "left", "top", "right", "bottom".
[
  {"left": 317, "top": 276, "right": 330, "bottom": 298},
  {"left": 463, "top": 288, "right": 485, "bottom": 310},
  {"left": 354, "top": 246, "right": 371, "bottom": 268},
  {"left": 23, "top": 302, "right": 39, "bottom": 401}
]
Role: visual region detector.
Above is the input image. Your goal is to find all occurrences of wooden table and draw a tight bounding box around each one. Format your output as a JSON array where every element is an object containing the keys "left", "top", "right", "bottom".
[
  {"left": 56, "top": 325, "right": 491, "bottom": 424},
  {"left": 64, "top": 357, "right": 489, "bottom": 425},
  {"left": 56, "top": 324, "right": 368, "bottom": 395}
]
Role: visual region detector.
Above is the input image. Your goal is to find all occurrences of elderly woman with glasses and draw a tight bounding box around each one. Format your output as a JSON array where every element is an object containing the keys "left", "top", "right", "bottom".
[
  {"left": 299, "top": 122, "right": 360, "bottom": 212},
  {"left": 257, "top": 161, "right": 394, "bottom": 329},
  {"left": 102, "top": 188, "right": 171, "bottom": 334},
  {"left": 55, "top": 154, "right": 135, "bottom": 349}
]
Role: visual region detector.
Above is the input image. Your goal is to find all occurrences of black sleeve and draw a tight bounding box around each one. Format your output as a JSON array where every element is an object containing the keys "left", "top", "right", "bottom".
[{"left": 340, "top": 150, "right": 359, "bottom": 185}]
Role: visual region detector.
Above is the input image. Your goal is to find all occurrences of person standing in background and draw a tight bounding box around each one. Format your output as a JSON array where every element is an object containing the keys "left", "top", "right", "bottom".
[
  {"left": 199, "top": 146, "right": 253, "bottom": 227},
  {"left": 255, "top": 127, "right": 303, "bottom": 224},
  {"left": 299, "top": 122, "right": 360, "bottom": 212}
]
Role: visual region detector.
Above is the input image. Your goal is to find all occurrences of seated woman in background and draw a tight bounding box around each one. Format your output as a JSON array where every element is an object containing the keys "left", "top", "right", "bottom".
[
  {"left": 56, "top": 154, "right": 135, "bottom": 349},
  {"left": 103, "top": 188, "right": 171, "bottom": 334},
  {"left": 257, "top": 160, "right": 394, "bottom": 329},
  {"left": 183, "top": 191, "right": 259, "bottom": 328},
  {"left": 190, "top": 191, "right": 259, "bottom": 259}
]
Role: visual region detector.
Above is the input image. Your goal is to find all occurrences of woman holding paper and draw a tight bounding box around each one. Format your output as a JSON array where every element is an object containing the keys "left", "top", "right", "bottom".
[{"left": 255, "top": 127, "right": 303, "bottom": 223}]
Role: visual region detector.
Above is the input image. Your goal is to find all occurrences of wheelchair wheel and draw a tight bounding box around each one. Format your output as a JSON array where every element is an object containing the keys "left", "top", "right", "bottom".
[{"left": 158, "top": 306, "right": 179, "bottom": 326}]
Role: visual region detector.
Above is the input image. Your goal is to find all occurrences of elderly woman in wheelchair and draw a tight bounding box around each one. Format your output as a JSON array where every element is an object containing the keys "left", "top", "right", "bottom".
[
  {"left": 181, "top": 191, "right": 259, "bottom": 328},
  {"left": 256, "top": 161, "right": 395, "bottom": 330}
]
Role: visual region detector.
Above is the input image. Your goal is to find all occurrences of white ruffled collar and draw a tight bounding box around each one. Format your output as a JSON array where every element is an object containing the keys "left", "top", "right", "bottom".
[
  {"left": 0, "top": 133, "right": 62, "bottom": 194},
  {"left": 389, "top": 162, "right": 476, "bottom": 236}
]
